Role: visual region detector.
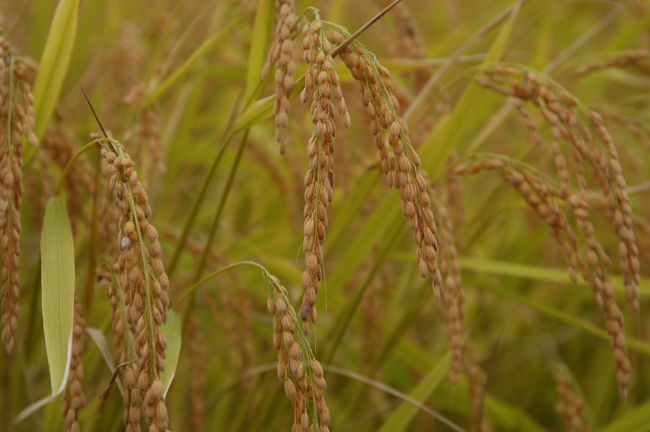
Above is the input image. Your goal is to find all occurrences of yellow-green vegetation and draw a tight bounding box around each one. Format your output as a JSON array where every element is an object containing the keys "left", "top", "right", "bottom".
[{"left": 1, "top": 0, "right": 649, "bottom": 431}]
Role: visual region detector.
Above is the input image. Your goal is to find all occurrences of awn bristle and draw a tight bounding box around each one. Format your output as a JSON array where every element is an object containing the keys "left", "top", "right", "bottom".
[
  {"left": 299, "top": 17, "right": 350, "bottom": 326},
  {"left": 63, "top": 301, "right": 86, "bottom": 432},
  {"left": 99, "top": 139, "right": 170, "bottom": 431},
  {"left": 554, "top": 372, "right": 590, "bottom": 432},
  {"left": 267, "top": 276, "right": 330, "bottom": 432},
  {"left": 264, "top": 0, "right": 299, "bottom": 154},
  {"left": 0, "top": 37, "right": 37, "bottom": 354}
]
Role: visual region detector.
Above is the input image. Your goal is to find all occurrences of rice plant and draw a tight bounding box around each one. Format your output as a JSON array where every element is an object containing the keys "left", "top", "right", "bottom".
[{"left": 1, "top": 0, "right": 649, "bottom": 431}]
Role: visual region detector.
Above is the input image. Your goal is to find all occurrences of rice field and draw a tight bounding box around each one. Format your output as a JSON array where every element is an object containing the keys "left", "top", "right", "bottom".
[{"left": 1, "top": 0, "right": 650, "bottom": 431}]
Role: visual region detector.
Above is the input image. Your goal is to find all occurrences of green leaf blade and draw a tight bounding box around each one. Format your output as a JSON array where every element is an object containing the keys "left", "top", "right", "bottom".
[
  {"left": 41, "top": 196, "right": 76, "bottom": 393},
  {"left": 33, "top": 0, "right": 80, "bottom": 139},
  {"left": 16, "top": 196, "right": 75, "bottom": 422},
  {"left": 244, "top": 0, "right": 274, "bottom": 102},
  {"left": 160, "top": 310, "right": 182, "bottom": 396},
  {"left": 378, "top": 353, "right": 450, "bottom": 432}
]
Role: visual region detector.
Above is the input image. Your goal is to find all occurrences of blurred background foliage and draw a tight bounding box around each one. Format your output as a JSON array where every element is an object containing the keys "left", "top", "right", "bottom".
[{"left": 1, "top": 0, "right": 650, "bottom": 431}]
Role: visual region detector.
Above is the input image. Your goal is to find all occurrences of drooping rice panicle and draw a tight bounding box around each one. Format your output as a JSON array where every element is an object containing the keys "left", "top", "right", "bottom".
[
  {"left": 63, "top": 301, "right": 87, "bottom": 432},
  {"left": 332, "top": 30, "right": 445, "bottom": 301},
  {"left": 98, "top": 138, "right": 170, "bottom": 431},
  {"left": 264, "top": 0, "right": 299, "bottom": 153},
  {"left": 0, "top": 36, "right": 37, "bottom": 354},
  {"left": 267, "top": 273, "right": 330, "bottom": 432},
  {"left": 456, "top": 154, "right": 631, "bottom": 395},
  {"left": 299, "top": 16, "right": 350, "bottom": 326},
  {"left": 575, "top": 49, "right": 650, "bottom": 77},
  {"left": 554, "top": 371, "right": 591, "bottom": 432},
  {"left": 476, "top": 66, "right": 641, "bottom": 313},
  {"left": 434, "top": 187, "right": 465, "bottom": 383}
]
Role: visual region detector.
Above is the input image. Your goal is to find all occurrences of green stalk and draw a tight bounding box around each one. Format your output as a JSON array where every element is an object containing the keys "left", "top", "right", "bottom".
[
  {"left": 175, "top": 260, "right": 266, "bottom": 306},
  {"left": 193, "top": 130, "right": 249, "bottom": 282},
  {"left": 179, "top": 130, "right": 249, "bottom": 331},
  {"left": 53, "top": 140, "right": 99, "bottom": 194},
  {"left": 167, "top": 89, "right": 244, "bottom": 277},
  {"left": 324, "top": 223, "right": 404, "bottom": 363},
  {"left": 166, "top": 137, "right": 229, "bottom": 275}
]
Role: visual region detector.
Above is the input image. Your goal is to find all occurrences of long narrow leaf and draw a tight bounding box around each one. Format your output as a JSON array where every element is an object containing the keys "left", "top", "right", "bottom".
[
  {"left": 419, "top": 0, "right": 522, "bottom": 175},
  {"left": 603, "top": 400, "right": 650, "bottom": 432},
  {"left": 160, "top": 310, "right": 182, "bottom": 396},
  {"left": 17, "top": 196, "right": 75, "bottom": 422},
  {"left": 144, "top": 16, "right": 240, "bottom": 106},
  {"left": 486, "top": 284, "right": 650, "bottom": 355},
  {"left": 378, "top": 353, "right": 450, "bottom": 432},
  {"left": 244, "top": 0, "right": 273, "bottom": 102},
  {"left": 33, "top": 0, "right": 80, "bottom": 139}
]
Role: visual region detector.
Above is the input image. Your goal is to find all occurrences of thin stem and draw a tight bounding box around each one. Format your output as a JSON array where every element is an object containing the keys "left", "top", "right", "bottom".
[
  {"left": 203, "top": 362, "right": 464, "bottom": 432},
  {"left": 403, "top": 0, "right": 525, "bottom": 122},
  {"left": 81, "top": 87, "right": 109, "bottom": 138},
  {"left": 54, "top": 141, "right": 99, "bottom": 194},
  {"left": 325, "top": 223, "right": 404, "bottom": 363},
  {"left": 166, "top": 137, "right": 229, "bottom": 275},
  {"left": 167, "top": 89, "right": 245, "bottom": 276},
  {"left": 175, "top": 260, "right": 266, "bottom": 306},
  {"left": 193, "top": 130, "right": 249, "bottom": 282},
  {"left": 325, "top": 365, "right": 465, "bottom": 432},
  {"left": 331, "top": 0, "right": 403, "bottom": 57}
]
